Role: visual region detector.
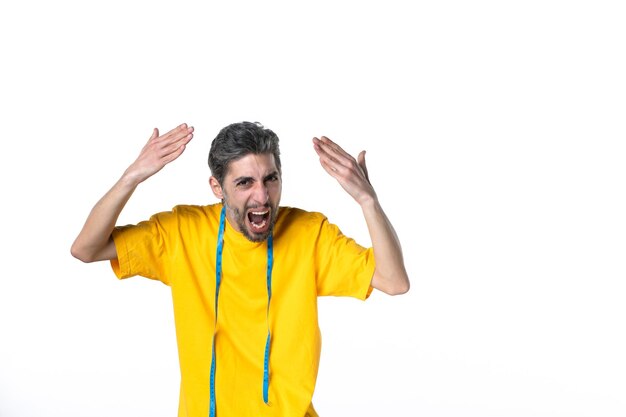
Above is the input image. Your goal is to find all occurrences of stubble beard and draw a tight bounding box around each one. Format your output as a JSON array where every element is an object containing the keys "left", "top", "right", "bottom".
[{"left": 225, "top": 201, "right": 279, "bottom": 243}]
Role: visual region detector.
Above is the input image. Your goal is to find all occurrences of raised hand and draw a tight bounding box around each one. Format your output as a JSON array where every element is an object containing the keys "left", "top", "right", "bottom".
[
  {"left": 312, "top": 136, "right": 376, "bottom": 205},
  {"left": 124, "top": 123, "right": 194, "bottom": 185},
  {"left": 71, "top": 122, "right": 194, "bottom": 262}
]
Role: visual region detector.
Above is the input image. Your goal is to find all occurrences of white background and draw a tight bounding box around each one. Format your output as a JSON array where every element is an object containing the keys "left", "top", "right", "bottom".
[{"left": 1, "top": 1, "right": 625, "bottom": 416}]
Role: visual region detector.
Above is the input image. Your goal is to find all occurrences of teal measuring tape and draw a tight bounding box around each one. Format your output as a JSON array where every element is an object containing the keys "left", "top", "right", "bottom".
[{"left": 209, "top": 206, "right": 273, "bottom": 417}]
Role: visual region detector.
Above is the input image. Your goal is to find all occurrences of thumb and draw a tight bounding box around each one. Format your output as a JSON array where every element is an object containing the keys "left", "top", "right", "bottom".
[
  {"left": 358, "top": 150, "right": 370, "bottom": 184},
  {"left": 149, "top": 127, "right": 159, "bottom": 142}
]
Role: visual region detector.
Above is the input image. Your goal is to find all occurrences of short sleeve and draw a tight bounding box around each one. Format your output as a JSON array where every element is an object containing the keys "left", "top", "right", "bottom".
[
  {"left": 110, "top": 211, "right": 176, "bottom": 286},
  {"left": 314, "top": 218, "right": 375, "bottom": 300}
]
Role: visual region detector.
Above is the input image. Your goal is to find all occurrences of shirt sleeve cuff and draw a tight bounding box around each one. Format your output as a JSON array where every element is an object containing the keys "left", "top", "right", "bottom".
[
  {"left": 110, "top": 227, "right": 131, "bottom": 279},
  {"left": 357, "top": 248, "right": 376, "bottom": 300}
]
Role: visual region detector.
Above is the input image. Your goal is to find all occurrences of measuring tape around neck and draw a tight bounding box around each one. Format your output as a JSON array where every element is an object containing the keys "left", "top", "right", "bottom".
[{"left": 209, "top": 205, "right": 273, "bottom": 417}]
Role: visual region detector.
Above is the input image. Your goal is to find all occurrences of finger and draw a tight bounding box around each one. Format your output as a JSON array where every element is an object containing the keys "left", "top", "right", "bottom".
[
  {"left": 154, "top": 130, "right": 193, "bottom": 157},
  {"left": 312, "top": 137, "right": 327, "bottom": 157},
  {"left": 357, "top": 150, "right": 370, "bottom": 184},
  {"left": 158, "top": 132, "right": 194, "bottom": 159},
  {"left": 161, "top": 143, "right": 188, "bottom": 165},
  {"left": 318, "top": 157, "right": 341, "bottom": 178},
  {"left": 156, "top": 123, "right": 192, "bottom": 144},
  {"left": 316, "top": 137, "right": 353, "bottom": 168},
  {"left": 320, "top": 136, "right": 347, "bottom": 154},
  {"left": 314, "top": 145, "right": 342, "bottom": 172},
  {"left": 145, "top": 128, "right": 159, "bottom": 144},
  {"left": 157, "top": 133, "right": 193, "bottom": 165},
  {"left": 313, "top": 139, "right": 339, "bottom": 170},
  {"left": 312, "top": 137, "right": 332, "bottom": 161},
  {"left": 319, "top": 136, "right": 353, "bottom": 162}
]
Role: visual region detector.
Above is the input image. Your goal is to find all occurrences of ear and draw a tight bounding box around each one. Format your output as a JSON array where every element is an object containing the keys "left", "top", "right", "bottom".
[{"left": 209, "top": 176, "right": 224, "bottom": 200}]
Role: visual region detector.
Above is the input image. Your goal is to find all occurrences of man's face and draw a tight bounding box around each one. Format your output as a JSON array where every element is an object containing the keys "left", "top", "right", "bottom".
[{"left": 211, "top": 153, "right": 282, "bottom": 242}]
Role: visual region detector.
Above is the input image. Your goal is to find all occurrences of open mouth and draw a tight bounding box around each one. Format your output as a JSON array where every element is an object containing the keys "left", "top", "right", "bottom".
[{"left": 247, "top": 208, "right": 271, "bottom": 231}]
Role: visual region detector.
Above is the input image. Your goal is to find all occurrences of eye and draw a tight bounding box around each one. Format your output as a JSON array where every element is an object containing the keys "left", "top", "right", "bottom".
[
  {"left": 236, "top": 179, "right": 251, "bottom": 188},
  {"left": 266, "top": 174, "right": 279, "bottom": 183}
]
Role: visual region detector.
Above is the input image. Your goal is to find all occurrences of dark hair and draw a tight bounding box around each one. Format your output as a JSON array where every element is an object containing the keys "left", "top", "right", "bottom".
[{"left": 208, "top": 121, "right": 281, "bottom": 185}]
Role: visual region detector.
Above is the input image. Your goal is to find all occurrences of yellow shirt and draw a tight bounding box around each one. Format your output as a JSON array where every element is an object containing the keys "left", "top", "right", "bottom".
[{"left": 111, "top": 204, "right": 375, "bottom": 417}]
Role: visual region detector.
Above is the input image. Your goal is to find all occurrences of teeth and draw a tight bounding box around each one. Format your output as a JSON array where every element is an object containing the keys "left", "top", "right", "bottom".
[
  {"left": 250, "top": 219, "right": 267, "bottom": 229},
  {"left": 251, "top": 210, "right": 269, "bottom": 215}
]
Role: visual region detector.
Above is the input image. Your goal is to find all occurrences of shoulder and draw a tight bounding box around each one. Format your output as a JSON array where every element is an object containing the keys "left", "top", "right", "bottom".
[
  {"left": 147, "top": 204, "right": 221, "bottom": 228},
  {"left": 276, "top": 206, "right": 327, "bottom": 225},
  {"left": 274, "top": 206, "right": 332, "bottom": 238},
  {"left": 171, "top": 204, "right": 220, "bottom": 218}
]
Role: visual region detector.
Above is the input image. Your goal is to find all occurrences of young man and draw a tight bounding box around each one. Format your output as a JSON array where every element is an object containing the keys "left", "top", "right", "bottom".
[{"left": 71, "top": 121, "right": 409, "bottom": 417}]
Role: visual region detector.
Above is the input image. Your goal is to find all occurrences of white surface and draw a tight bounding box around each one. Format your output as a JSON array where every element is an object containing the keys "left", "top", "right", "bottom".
[{"left": 1, "top": 1, "right": 625, "bottom": 416}]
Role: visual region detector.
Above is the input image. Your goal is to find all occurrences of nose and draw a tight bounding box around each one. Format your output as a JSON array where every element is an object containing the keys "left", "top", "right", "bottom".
[{"left": 251, "top": 182, "right": 269, "bottom": 205}]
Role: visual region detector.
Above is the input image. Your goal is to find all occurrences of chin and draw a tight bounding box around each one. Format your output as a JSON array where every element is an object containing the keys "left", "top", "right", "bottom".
[
  {"left": 244, "top": 230, "right": 271, "bottom": 243},
  {"left": 242, "top": 213, "right": 277, "bottom": 243}
]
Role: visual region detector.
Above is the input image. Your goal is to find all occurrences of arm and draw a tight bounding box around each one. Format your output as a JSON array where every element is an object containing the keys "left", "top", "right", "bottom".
[
  {"left": 70, "top": 123, "right": 194, "bottom": 263},
  {"left": 312, "top": 136, "right": 409, "bottom": 295}
]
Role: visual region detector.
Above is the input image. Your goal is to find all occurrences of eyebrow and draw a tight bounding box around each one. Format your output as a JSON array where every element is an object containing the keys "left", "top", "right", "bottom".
[
  {"left": 233, "top": 176, "right": 253, "bottom": 185},
  {"left": 232, "top": 171, "right": 279, "bottom": 184}
]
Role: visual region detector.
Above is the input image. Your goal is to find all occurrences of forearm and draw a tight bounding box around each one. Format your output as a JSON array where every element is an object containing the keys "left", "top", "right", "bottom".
[
  {"left": 361, "top": 196, "right": 410, "bottom": 295},
  {"left": 70, "top": 174, "right": 139, "bottom": 262},
  {"left": 311, "top": 135, "right": 409, "bottom": 294},
  {"left": 71, "top": 123, "right": 194, "bottom": 263}
]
